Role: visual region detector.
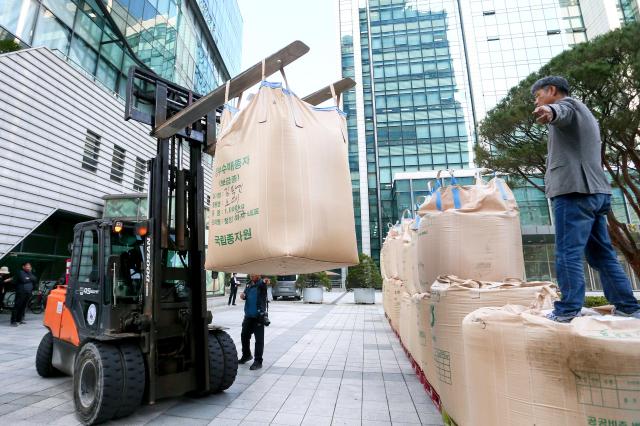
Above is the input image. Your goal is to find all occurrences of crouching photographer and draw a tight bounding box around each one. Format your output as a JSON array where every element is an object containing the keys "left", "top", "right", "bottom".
[{"left": 239, "top": 274, "right": 268, "bottom": 370}]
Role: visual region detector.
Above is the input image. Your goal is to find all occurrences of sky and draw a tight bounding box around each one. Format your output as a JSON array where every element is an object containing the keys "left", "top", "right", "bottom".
[{"left": 236, "top": 0, "right": 341, "bottom": 102}]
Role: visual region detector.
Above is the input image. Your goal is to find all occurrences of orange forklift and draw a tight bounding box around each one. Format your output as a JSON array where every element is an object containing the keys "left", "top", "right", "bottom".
[{"left": 35, "top": 41, "right": 354, "bottom": 425}]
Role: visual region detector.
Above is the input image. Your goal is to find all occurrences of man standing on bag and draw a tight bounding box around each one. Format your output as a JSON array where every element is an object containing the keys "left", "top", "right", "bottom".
[
  {"left": 532, "top": 76, "right": 640, "bottom": 322},
  {"left": 228, "top": 273, "right": 239, "bottom": 306},
  {"left": 11, "top": 262, "right": 36, "bottom": 326},
  {"left": 238, "top": 274, "right": 268, "bottom": 370}
]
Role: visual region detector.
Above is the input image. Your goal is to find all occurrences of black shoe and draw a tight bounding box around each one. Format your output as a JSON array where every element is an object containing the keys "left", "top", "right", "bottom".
[
  {"left": 10, "top": 322, "right": 18, "bottom": 327},
  {"left": 249, "top": 362, "right": 262, "bottom": 370},
  {"left": 232, "top": 303, "right": 236, "bottom": 305},
  {"left": 238, "top": 355, "right": 253, "bottom": 364},
  {"left": 19, "top": 321, "right": 26, "bottom": 325}
]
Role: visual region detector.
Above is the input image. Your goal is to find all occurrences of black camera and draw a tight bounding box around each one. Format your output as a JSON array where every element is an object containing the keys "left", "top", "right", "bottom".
[{"left": 258, "top": 310, "right": 270, "bottom": 326}]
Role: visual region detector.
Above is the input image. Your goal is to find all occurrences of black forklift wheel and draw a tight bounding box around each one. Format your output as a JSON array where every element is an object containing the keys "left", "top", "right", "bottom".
[
  {"left": 35, "top": 331, "right": 62, "bottom": 377},
  {"left": 212, "top": 330, "right": 238, "bottom": 392},
  {"left": 207, "top": 334, "right": 225, "bottom": 393},
  {"left": 73, "top": 342, "right": 124, "bottom": 425},
  {"left": 112, "top": 343, "right": 146, "bottom": 419}
]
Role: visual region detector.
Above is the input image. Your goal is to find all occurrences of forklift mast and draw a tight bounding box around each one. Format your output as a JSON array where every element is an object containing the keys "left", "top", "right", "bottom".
[
  {"left": 124, "top": 67, "right": 214, "bottom": 402},
  {"left": 123, "top": 40, "right": 353, "bottom": 402}
]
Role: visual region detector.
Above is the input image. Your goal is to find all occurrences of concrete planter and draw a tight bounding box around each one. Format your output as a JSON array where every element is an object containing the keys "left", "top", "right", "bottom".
[
  {"left": 354, "top": 288, "right": 375, "bottom": 304},
  {"left": 303, "top": 287, "right": 324, "bottom": 304}
]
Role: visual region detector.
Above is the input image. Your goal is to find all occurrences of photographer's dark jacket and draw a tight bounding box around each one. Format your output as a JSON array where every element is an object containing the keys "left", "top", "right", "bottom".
[{"left": 244, "top": 279, "right": 267, "bottom": 319}]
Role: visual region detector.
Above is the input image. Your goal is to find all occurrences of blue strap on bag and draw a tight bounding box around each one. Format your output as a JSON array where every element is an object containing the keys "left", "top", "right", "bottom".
[{"left": 434, "top": 171, "right": 461, "bottom": 210}]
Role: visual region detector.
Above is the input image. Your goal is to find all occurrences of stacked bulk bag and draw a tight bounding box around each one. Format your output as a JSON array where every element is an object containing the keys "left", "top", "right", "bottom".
[
  {"left": 387, "top": 278, "right": 405, "bottom": 330},
  {"left": 400, "top": 215, "right": 423, "bottom": 294},
  {"left": 417, "top": 173, "right": 525, "bottom": 292},
  {"left": 205, "top": 74, "right": 358, "bottom": 274},
  {"left": 382, "top": 277, "right": 391, "bottom": 315},
  {"left": 406, "top": 293, "right": 419, "bottom": 358},
  {"left": 569, "top": 316, "right": 640, "bottom": 423},
  {"left": 429, "top": 275, "right": 554, "bottom": 426},
  {"left": 414, "top": 293, "right": 435, "bottom": 389},
  {"left": 463, "top": 289, "right": 640, "bottom": 426},
  {"left": 399, "top": 291, "right": 412, "bottom": 345},
  {"left": 381, "top": 225, "right": 401, "bottom": 280}
]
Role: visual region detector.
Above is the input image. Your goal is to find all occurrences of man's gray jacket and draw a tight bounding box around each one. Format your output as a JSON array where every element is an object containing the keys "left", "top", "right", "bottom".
[{"left": 544, "top": 97, "right": 611, "bottom": 199}]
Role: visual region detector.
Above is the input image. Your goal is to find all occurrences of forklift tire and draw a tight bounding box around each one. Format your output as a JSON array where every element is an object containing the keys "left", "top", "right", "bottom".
[
  {"left": 207, "top": 334, "right": 226, "bottom": 393},
  {"left": 212, "top": 330, "right": 238, "bottom": 392},
  {"left": 35, "top": 331, "right": 62, "bottom": 377},
  {"left": 73, "top": 342, "right": 123, "bottom": 425},
  {"left": 113, "top": 343, "right": 146, "bottom": 419}
]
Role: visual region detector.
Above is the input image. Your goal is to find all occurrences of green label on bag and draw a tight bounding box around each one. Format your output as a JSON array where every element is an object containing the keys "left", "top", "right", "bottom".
[
  {"left": 213, "top": 228, "right": 253, "bottom": 246},
  {"left": 211, "top": 155, "right": 260, "bottom": 230},
  {"left": 215, "top": 156, "right": 250, "bottom": 176},
  {"left": 430, "top": 305, "right": 435, "bottom": 327}
]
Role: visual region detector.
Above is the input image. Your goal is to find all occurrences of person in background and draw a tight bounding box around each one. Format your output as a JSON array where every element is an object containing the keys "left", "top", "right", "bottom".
[
  {"left": 532, "top": 75, "right": 640, "bottom": 322},
  {"left": 228, "top": 273, "right": 239, "bottom": 306},
  {"left": 264, "top": 277, "right": 273, "bottom": 302},
  {"left": 0, "top": 266, "right": 11, "bottom": 311},
  {"left": 11, "top": 262, "right": 36, "bottom": 326},
  {"left": 238, "top": 274, "right": 268, "bottom": 370}
]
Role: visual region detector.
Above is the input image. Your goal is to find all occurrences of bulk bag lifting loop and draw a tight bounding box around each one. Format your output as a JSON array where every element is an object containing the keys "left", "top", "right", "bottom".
[{"left": 433, "top": 169, "right": 461, "bottom": 211}]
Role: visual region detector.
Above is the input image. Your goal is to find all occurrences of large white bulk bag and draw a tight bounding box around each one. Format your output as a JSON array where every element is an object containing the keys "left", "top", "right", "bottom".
[
  {"left": 389, "top": 278, "right": 405, "bottom": 330},
  {"left": 399, "top": 292, "right": 412, "bottom": 349},
  {"left": 417, "top": 175, "right": 524, "bottom": 292},
  {"left": 463, "top": 290, "right": 640, "bottom": 426},
  {"left": 381, "top": 225, "right": 400, "bottom": 280},
  {"left": 400, "top": 216, "right": 423, "bottom": 294},
  {"left": 381, "top": 215, "right": 413, "bottom": 281},
  {"left": 430, "top": 275, "right": 554, "bottom": 426},
  {"left": 414, "top": 292, "right": 437, "bottom": 393},
  {"left": 205, "top": 78, "right": 358, "bottom": 274}
]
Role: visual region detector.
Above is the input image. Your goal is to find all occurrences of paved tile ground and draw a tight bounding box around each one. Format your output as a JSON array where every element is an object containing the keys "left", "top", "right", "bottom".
[{"left": 0, "top": 291, "right": 442, "bottom": 425}]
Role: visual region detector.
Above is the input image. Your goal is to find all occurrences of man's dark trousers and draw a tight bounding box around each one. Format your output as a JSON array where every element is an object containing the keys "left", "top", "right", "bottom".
[
  {"left": 11, "top": 291, "right": 29, "bottom": 323},
  {"left": 240, "top": 317, "right": 264, "bottom": 362},
  {"left": 228, "top": 286, "right": 237, "bottom": 305},
  {"left": 553, "top": 193, "right": 640, "bottom": 316}
]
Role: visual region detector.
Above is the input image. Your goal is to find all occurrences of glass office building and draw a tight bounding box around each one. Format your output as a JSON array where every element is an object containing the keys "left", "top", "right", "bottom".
[
  {"left": 0, "top": 0, "right": 242, "bottom": 96},
  {"left": 339, "top": 0, "right": 590, "bottom": 261}
]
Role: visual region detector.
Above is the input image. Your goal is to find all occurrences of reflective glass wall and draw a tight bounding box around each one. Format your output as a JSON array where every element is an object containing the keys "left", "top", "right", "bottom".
[
  {"left": 461, "top": 0, "right": 587, "bottom": 119},
  {"left": 0, "top": 0, "right": 242, "bottom": 96},
  {"left": 619, "top": 0, "right": 640, "bottom": 23},
  {"left": 338, "top": 0, "right": 364, "bottom": 254}
]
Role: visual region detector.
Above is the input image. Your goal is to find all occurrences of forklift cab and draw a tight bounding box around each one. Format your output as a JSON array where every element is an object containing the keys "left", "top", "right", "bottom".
[{"left": 64, "top": 220, "right": 146, "bottom": 339}]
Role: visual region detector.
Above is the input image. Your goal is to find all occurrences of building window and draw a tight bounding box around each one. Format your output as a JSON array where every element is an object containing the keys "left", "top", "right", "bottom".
[
  {"left": 110, "top": 145, "right": 126, "bottom": 183},
  {"left": 133, "top": 157, "right": 146, "bottom": 192},
  {"left": 81, "top": 130, "right": 101, "bottom": 172}
]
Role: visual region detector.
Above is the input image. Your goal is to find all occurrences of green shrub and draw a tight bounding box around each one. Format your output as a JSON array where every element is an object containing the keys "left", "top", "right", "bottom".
[
  {"left": 346, "top": 253, "right": 382, "bottom": 290},
  {"left": 296, "top": 272, "right": 331, "bottom": 291},
  {"left": 584, "top": 295, "right": 609, "bottom": 307}
]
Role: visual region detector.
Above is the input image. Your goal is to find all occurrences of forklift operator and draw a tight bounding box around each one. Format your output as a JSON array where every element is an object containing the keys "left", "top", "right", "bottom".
[
  {"left": 112, "top": 231, "right": 144, "bottom": 298},
  {"left": 239, "top": 274, "right": 268, "bottom": 370}
]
